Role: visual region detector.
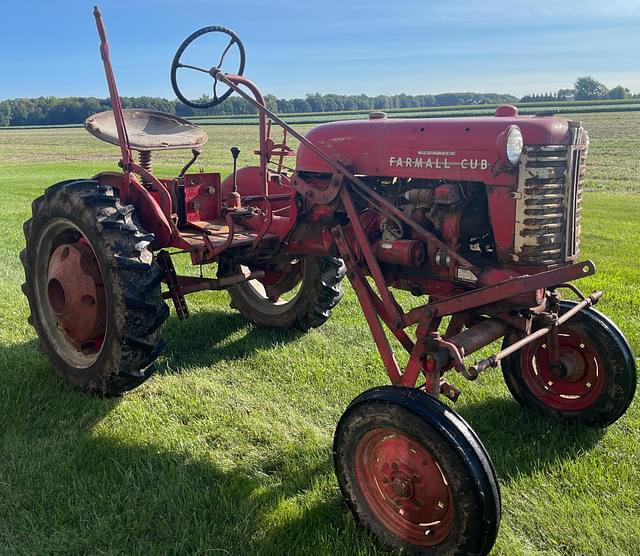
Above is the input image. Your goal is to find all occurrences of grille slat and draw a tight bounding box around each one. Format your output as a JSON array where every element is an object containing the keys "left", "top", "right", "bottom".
[{"left": 512, "top": 124, "right": 588, "bottom": 265}]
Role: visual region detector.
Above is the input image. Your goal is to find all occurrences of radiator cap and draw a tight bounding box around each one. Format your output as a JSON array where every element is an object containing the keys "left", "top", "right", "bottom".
[{"left": 495, "top": 104, "right": 519, "bottom": 117}]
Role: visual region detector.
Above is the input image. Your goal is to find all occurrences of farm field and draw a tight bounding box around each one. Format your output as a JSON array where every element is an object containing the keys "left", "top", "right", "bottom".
[{"left": 0, "top": 111, "right": 638, "bottom": 555}]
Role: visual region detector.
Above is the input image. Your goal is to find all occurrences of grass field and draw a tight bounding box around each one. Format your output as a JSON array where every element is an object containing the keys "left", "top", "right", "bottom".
[{"left": 0, "top": 111, "right": 638, "bottom": 555}]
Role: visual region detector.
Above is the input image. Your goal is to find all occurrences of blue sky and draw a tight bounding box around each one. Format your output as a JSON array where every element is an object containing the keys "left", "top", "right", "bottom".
[{"left": 0, "top": 0, "right": 638, "bottom": 100}]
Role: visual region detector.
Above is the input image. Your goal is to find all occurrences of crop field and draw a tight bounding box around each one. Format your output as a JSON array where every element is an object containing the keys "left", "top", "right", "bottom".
[
  {"left": 187, "top": 100, "right": 640, "bottom": 126},
  {"left": 0, "top": 111, "right": 638, "bottom": 554}
]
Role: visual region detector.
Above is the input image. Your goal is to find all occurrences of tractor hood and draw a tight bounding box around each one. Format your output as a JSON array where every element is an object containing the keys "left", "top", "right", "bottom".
[{"left": 295, "top": 107, "right": 574, "bottom": 187}]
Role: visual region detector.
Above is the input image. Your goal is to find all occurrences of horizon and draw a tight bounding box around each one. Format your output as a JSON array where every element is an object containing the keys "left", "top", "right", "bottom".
[{"left": 0, "top": 0, "right": 638, "bottom": 101}]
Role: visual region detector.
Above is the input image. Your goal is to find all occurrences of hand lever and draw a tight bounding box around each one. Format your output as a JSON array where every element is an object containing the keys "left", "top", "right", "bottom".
[
  {"left": 230, "top": 146, "right": 240, "bottom": 193},
  {"left": 228, "top": 147, "right": 242, "bottom": 209}
]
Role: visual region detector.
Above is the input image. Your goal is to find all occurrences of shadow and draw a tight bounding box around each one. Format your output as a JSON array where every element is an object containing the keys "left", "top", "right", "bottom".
[
  {"left": 456, "top": 396, "right": 604, "bottom": 484},
  {"left": 0, "top": 336, "right": 379, "bottom": 555},
  {"left": 0, "top": 339, "right": 119, "bottom": 436},
  {"left": 158, "top": 309, "right": 305, "bottom": 373}
]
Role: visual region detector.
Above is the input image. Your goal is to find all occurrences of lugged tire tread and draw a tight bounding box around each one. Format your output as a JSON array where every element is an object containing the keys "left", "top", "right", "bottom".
[
  {"left": 228, "top": 256, "right": 345, "bottom": 332},
  {"left": 21, "top": 179, "right": 169, "bottom": 395}
]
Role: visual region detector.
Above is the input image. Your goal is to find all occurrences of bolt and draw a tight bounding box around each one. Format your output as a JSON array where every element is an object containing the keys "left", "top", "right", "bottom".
[
  {"left": 382, "top": 477, "right": 389, "bottom": 484},
  {"left": 206, "top": 186, "right": 216, "bottom": 195}
]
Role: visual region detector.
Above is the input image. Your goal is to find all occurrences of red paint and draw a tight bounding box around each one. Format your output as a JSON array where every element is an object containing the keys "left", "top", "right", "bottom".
[
  {"left": 518, "top": 329, "right": 605, "bottom": 411},
  {"left": 47, "top": 241, "right": 105, "bottom": 346},
  {"left": 296, "top": 116, "right": 570, "bottom": 184},
  {"left": 354, "top": 428, "right": 455, "bottom": 546}
]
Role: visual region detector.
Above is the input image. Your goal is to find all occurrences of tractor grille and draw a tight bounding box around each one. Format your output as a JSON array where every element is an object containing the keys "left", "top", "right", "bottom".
[{"left": 512, "top": 123, "right": 588, "bottom": 265}]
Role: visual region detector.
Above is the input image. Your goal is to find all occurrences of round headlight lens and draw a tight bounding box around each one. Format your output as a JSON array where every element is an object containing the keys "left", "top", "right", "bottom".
[{"left": 506, "top": 126, "right": 524, "bottom": 166}]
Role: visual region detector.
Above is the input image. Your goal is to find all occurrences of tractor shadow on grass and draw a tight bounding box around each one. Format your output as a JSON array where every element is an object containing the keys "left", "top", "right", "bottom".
[
  {"left": 0, "top": 338, "right": 375, "bottom": 554},
  {"left": 456, "top": 396, "right": 604, "bottom": 484},
  {"left": 0, "top": 338, "right": 119, "bottom": 436},
  {"left": 157, "top": 309, "right": 305, "bottom": 373},
  {"left": 41, "top": 433, "right": 375, "bottom": 555}
]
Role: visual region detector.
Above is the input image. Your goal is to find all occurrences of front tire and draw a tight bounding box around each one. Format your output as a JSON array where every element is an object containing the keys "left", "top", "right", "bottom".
[
  {"left": 334, "top": 386, "right": 501, "bottom": 555},
  {"left": 227, "top": 255, "right": 345, "bottom": 331},
  {"left": 501, "top": 301, "right": 636, "bottom": 427},
  {"left": 21, "top": 180, "right": 169, "bottom": 395}
]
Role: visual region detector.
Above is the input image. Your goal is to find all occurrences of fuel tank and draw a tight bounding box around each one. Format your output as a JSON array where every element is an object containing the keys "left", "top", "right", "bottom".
[{"left": 295, "top": 106, "right": 573, "bottom": 187}]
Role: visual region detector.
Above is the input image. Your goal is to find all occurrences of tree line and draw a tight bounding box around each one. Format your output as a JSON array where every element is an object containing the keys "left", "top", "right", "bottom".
[
  {"left": 0, "top": 91, "right": 518, "bottom": 127},
  {"left": 520, "top": 77, "right": 636, "bottom": 103},
  {"left": 1, "top": 76, "right": 636, "bottom": 127}
]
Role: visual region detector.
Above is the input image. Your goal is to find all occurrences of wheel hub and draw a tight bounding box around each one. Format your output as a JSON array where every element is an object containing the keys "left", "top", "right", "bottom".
[
  {"left": 47, "top": 241, "right": 106, "bottom": 347},
  {"left": 558, "top": 349, "right": 586, "bottom": 381},
  {"left": 521, "top": 331, "right": 604, "bottom": 410},
  {"left": 355, "top": 428, "right": 454, "bottom": 546},
  {"left": 391, "top": 474, "right": 413, "bottom": 499}
]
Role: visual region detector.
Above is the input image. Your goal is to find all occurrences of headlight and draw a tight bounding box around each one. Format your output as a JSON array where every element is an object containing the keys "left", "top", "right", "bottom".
[{"left": 506, "top": 126, "right": 524, "bottom": 166}]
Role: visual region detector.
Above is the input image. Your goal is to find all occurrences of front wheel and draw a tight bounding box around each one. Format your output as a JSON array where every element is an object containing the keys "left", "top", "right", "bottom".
[
  {"left": 334, "top": 386, "right": 501, "bottom": 555},
  {"left": 227, "top": 256, "right": 345, "bottom": 331},
  {"left": 501, "top": 301, "right": 636, "bottom": 427}
]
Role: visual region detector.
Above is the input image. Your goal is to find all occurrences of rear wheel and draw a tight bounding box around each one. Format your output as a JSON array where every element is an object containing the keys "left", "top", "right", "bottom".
[
  {"left": 334, "top": 386, "right": 500, "bottom": 555},
  {"left": 21, "top": 180, "right": 169, "bottom": 395},
  {"left": 501, "top": 301, "right": 636, "bottom": 426},
  {"left": 227, "top": 256, "right": 345, "bottom": 331}
]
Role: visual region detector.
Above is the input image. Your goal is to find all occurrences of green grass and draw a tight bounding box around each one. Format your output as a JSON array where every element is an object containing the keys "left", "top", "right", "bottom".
[{"left": 0, "top": 112, "right": 639, "bottom": 555}]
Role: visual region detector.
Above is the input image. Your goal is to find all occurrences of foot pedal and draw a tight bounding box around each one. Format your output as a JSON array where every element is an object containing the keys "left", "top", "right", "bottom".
[{"left": 157, "top": 250, "right": 189, "bottom": 319}]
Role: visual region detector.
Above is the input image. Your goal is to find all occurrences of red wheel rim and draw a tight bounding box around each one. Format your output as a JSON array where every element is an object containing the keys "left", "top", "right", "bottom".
[
  {"left": 519, "top": 329, "right": 604, "bottom": 411},
  {"left": 354, "top": 427, "right": 454, "bottom": 546},
  {"left": 46, "top": 237, "right": 106, "bottom": 352}
]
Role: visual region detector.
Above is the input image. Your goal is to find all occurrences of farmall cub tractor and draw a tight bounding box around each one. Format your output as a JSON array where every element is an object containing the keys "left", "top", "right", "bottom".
[{"left": 21, "top": 7, "right": 636, "bottom": 555}]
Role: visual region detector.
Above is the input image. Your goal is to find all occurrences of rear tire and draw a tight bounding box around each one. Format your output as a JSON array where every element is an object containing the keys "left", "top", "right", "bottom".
[
  {"left": 334, "top": 386, "right": 501, "bottom": 555},
  {"left": 501, "top": 301, "right": 636, "bottom": 427},
  {"left": 228, "top": 256, "right": 345, "bottom": 331},
  {"left": 21, "top": 180, "right": 169, "bottom": 395}
]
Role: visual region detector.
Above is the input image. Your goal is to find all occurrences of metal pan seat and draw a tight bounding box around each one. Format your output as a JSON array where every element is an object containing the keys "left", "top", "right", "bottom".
[{"left": 85, "top": 109, "right": 208, "bottom": 151}]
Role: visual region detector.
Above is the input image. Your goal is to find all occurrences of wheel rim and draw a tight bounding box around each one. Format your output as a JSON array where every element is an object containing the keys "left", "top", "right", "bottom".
[
  {"left": 34, "top": 218, "right": 107, "bottom": 368},
  {"left": 519, "top": 329, "right": 605, "bottom": 411},
  {"left": 354, "top": 427, "right": 455, "bottom": 546},
  {"left": 238, "top": 259, "right": 305, "bottom": 314}
]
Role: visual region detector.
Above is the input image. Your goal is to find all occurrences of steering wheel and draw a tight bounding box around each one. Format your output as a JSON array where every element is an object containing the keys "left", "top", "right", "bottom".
[{"left": 171, "top": 26, "right": 246, "bottom": 110}]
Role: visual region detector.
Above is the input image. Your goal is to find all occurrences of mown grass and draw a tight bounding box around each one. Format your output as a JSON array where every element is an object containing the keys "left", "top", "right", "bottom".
[{"left": 0, "top": 112, "right": 638, "bottom": 555}]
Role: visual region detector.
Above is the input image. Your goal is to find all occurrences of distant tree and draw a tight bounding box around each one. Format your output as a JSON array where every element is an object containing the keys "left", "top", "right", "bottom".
[
  {"left": 608, "top": 85, "right": 630, "bottom": 99},
  {"left": 574, "top": 76, "right": 608, "bottom": 100},
  {"left": 264, "top": 94, "right": 278, "bottom": 112},
  {"left": 292, "top": 98, "right": 311, "bottom": 113},
  {"left": 557, "top": 88, "right": 575, "bottom": 101},
  {"left": 0, "top": 101, "right": 11, "bottom": 126}
]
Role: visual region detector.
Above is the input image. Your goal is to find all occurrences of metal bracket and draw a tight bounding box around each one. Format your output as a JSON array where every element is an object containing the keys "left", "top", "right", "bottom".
[{"left": 157, "top": 250, "right": 189, "bottom": 319}]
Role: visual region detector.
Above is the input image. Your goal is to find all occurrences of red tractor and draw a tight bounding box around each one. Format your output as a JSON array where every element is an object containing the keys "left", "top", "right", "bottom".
[{"left": 21, "top": 7, "right": 636, "bottom": 554}]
